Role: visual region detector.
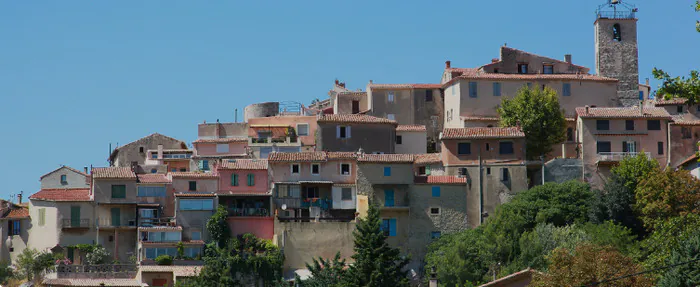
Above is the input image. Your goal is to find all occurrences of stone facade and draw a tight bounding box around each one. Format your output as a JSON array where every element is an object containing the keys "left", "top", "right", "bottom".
[
  {"left": 109, "top": 133, "right": 187, "bottom": 168},
  {"left": 595, "top": 18, "right": 639, "bottom": 107}
]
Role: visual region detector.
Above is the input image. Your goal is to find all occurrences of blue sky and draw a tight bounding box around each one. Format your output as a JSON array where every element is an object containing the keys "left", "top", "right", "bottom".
[{"left": 0, "top": 1, "right": 698, "bottom": 200}]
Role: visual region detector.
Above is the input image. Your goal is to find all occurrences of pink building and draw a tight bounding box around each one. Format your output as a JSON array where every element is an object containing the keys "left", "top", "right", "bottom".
[
  {"left": 192, "top": 138, "right": 248, "bottom": 171},
  {"left": 213, "top": 159, "right": 274, "bottom": 240}
]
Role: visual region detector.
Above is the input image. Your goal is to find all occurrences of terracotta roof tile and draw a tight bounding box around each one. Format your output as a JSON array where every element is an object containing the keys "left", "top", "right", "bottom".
[
  {"left": 326, "top": 152, "right": 358, "bottom": 160},
  {"left": 317, "top": 114, "right": 397, "bottom": 125},
  {"left": 414, "top": 176, "right": 467, "bottom": 184},
  {"left": 442, "top": 72, "right": 616, "bottom": 88},
  {"left": 169, "top": 172, "right": 218, "bottom": 179},
  {"left": 139, "top": 265, "right": 202, "bottom": 277},
  {"left": 368, "top": 83, "right": 442, "bottom": 89},
  {"left": 218, "top": 159, "right": 269, "bottom": 170},
  {"left": 441, "top": 127, "right": 525, "bottom": 140},
  {"left": 358, "top": 154, "right": 415, "bottom": 163},
  {"left": 461, "top": 116, "right": 500, "bottom": 122},
  {"left": 269, "top": 152, "right": 327, "bottom": 162},
  {"left": 29, "top": 188, "right": 92, "bottom": 202},
  {"left": 477, "top": 268, "right": 535, "bottom": 287},
  {"left": 42, "top": 278, "right": 143, "bottom": 287},
  {"left": 40, "top": 166, "right": 88, "bottom": 179},
  {"left": 575, "top": 106, "right": 672, "bottom": 119},
  {"left": 414, "top": 153, "right": 442, "bottom": 164},
  {"left": 678, "top": 153, "right": 699, "bottom": 167},
  {"left": 137, "top": 174, "right": 171, "bottom": 184},
  {"left": 6, "top": 208, "right": 29, "bottom": 219},
  {"left": 92, "top": 167, "right": 136, "bottom": 180},
  {"left": 174, "top": 192, "right": 216, "bottom": 197},
  {"left": 193, "top": 137, "right": 248, "bottom": 144},
  {"left": 671, "top": 114, "right": 700, "bottom": 126},
  {"left": 655, "top": 97, "right": 688, "bottom": 106},
  {"left": 396, "top": 125, "right": 427, "bottom": 132},
  {"left": 411, "top": 84, "right": 442, "bottom": 89}
]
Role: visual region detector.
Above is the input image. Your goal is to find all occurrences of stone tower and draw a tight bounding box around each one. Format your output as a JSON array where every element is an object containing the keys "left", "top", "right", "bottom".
[{"left": 594, "top": 0, "right": 640, "bottom": 107}]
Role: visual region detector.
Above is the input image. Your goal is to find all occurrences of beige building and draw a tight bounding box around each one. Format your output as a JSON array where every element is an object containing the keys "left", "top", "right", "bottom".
[
  {"left": 0, "top": 201, "right": 30, "bottom": 263},
  {"left": 40, "top": 166, "right": 90, "bottom": 189},
  {"left": 316, "top": 114, "right": 397, "bottom": 154},
  {"left": 395, "top": 125, "right": 428, "bottom": 154},
  {"left": 576, "top": 106, "right": 671, "bottom": 189},
  {"left": 109, "top": 133, "right": 187, "bottom": 171}
]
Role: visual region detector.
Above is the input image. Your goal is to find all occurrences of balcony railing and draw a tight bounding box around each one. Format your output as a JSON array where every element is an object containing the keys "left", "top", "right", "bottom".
[
  {"left": 96, "top": 218, "right": 137, "bottom": 228},
  {"left": 597, "top": 152, "right": 650, "bottom": 163},
  {"left": 596, "top": 10, "right": 636, "bottom": 20},
  {"left": 62, "top": 219, "right": 90, "bottom": 229},
  {"left": 163, "top": 153, "right": 192, "bottom": 159},
  {"left": 300, "top": 198, "right": 333, "bottom": 210},
  {"left": 228, "top": 207, "right": 270, "bottom": 217},
  {"left": 139, "top": 217, "right": 176, "bottom": 227},
  {"left": 55, "top": 264, "right": 137, "bottom": 279},
  {"left": 274, "top": 197, "right": 302, "bottom": 209},
  {"left": 250, "top": 137, "right": 298, "bottom": 145}
]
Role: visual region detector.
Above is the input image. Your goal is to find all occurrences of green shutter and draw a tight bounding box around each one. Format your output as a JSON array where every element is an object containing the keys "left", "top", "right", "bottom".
[
  {"left": 38, "top": 209, "right": 45, "bottom": 226},
  {"left": 247, "top": 174, "right": 255, "bottom": 186},
  {"left": 231, "top": 174, "right": 238, "bottom": 186},
  {"left": 111, "top": 185, "right": 126, "bottom": 199},
  {"left": 426, "top": 165, "right": 431, "bottom": 175},
  {"left": 71, "top": 206, "right": 81, "bottom": 227}
]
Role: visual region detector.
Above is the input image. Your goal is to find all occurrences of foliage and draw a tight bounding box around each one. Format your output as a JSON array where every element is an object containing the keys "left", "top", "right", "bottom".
[
  {"left": 14, "top": 248, "right": 54, "bottom": 282},
  {"left": 657, "top": 230, "right": 700, "bottom": 286},
  {"left": 85, "top": 245, "right": 110, "bottom": 265},
  {"left": 344, "top": 204, "right": 410, "bottom": 287},
  {"left": 697, "top": 0, "right": 700, "bottom": 32},
  {"left": 155, "top": 255, "right": 173, "bottom": 266},
  {"left": 207, "top": 205, "right": 231, "bottom": 248},
  {"left": 425, "top": 228, "right": 490, "bottom": 286},
  {"left": 652, "top": 69, "right": 700, "bottom": 104},
  {"left": 297, "top": 252, "right": 348, "bottom": 287},
  {"left": 611, "top": 153, "right": 659, "bottom": 192},
  {"left": 176, "top": 242, "right": 185, "bottom": 259},
  {"left": 507, "top": 224, "right": 589, "bottom": 273},
  {"left": 0, "top": 261, "right": 13, "bottom": 284},
  {"left": 531, "top": 243, "right": 654, "bottom": 287},
  {"left": 635, "top": 169, "right": 700, "bottom": 230},
  {"left": 640, "top": 214, "right": 700, "bottom": 269},
  {"left": 498, "top": 86, "right": 566, "bottom": 159},
  {"left": 589, "top": 174, "right": 646, "bottom": 238}
]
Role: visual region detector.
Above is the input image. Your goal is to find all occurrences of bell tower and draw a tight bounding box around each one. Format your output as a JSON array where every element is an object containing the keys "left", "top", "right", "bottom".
[{"left": 595, "top": 0, "right": 640, "bottom": 107}]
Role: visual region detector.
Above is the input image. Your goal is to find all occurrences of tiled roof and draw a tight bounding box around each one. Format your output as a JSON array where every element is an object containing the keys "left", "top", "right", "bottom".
[
  {"left": 414, "top": 176, "right": 467, "bottom": 184},
  {"left": 461, "top": 116, "right": 500, "bottom": 122},
  {"left": 655, "top": 97, "right": 688, "bottom": 106},
  {"left": 442, "top": 71, "right": 616, "bottom": 88},
  {"left": 396, "top": 125, "right": 427, "bottom": 132},
  {"left": 40, "top": 165, "right": 88, "bottom": 179},
  {"left": 317, "top": 114, "right": 397, "bottom": 125},
  {"left": 326, "top": 152, "right": 358, "bottom": 160},
  {"left": 575, "top": 106, "right": 672, "bottom": 119},
  {"left": 441, "top": 127, "right": 525, "bottom": 140},
  {"left": 140, "top": 265, "right": 202, "bottom": 277},
  {"left": 414, "top": 153, "right": 442, "bottom": 164},
  {"left": 169, "top": 172, "right": 218, "bottom": 179},
  {"left": 5, "top": 208, "right": 29, "bottom": 219},
  {"left": 42, "top": 278, "right": 143, "bottom": 286},
  {"left": 358, "top": 154, "right": 415, "bottom": 163},
  {"left": 337, "top": 91, "right": 367, "bottom": 97},
  {"left": 193, "top": 137, "right": 248, "bottom": 143},
  {"left": 29, "top": 188, "right": 92, "bottom": 202},
  {"left": 137, "top": 174, "right": 171, "bottom": 184},
  {"left": 269, "top": 152, "right": 327, "bottom": 162},
  {"left": 678, "top": 153, "right": 699, "bottom": 167},
  {"left": 174, "top": 192, "right": 216, "bottom": 197},
  {"left": 412, "top": 84, "right": 442, "bottom": 89},
  {"left": 671, "top": 114, "right": 700, "bottom": 126},
  {"left": 218, "top": 159, "right": 269, "bottom": 170},
  {"left": 477, "top": 268, "right": 535, "bottom": 287},
  {"left": 92, "top": 167, "right": 136, "bottom": 180},
  {"left": 368, "top": 83, "right": 442, "bottom": 89}
]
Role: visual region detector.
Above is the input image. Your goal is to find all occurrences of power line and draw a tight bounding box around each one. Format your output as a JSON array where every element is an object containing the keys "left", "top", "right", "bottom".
[{"left": 580, "top": 257, "right": 700, "bottom": 287}]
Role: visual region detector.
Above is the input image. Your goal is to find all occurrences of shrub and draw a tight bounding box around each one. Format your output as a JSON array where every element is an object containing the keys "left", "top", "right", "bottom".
[{"left": 155, "top": 255, "right": 173, "bottom": 266}]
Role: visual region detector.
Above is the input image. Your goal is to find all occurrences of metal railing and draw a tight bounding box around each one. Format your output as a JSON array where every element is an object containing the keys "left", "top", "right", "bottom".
[
  {"left": 250, "top": 137, "right": 298, "bottom": 145},
  {"left": 96, "top": 218, "right": 137, "bottom": 228},
  {"left": 55, "top": 264, "right": 138, "bottom": 279},
  {"left": 300, "top": 198, "right": 333, "bottom": 210},
  {"left": 228, "top": 208, "right": 269, "bottom": 217},
  {"left": 139, "top": 217, "right": 176, "bottom": 227},
  {"left": 62, "top": 219, "right": 90, "bottom": 228},
  {"left": 596, "top": 10, "right": 635, "bottom": 20},
  {"left": 274, "top": 197, "right": 302, "bottom": 209},
  {"left": 597, "top": 152, "right": 650, "bottom": 162}
]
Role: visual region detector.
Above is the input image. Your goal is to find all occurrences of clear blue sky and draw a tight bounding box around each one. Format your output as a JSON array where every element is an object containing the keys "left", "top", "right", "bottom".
[{"left": 1, "top": 1, "right": 698, "bottom": 201}]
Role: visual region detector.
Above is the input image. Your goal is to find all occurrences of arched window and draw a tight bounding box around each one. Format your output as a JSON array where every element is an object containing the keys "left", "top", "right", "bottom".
[{"left": 612, "top": 23, "right": 622, "bottom": 41}]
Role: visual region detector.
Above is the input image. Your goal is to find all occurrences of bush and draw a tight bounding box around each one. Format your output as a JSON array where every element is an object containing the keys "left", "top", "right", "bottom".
[
  {"left": 85, "top": 245, "right": 109, "bottom": 265},
  {"left": 155, "top": 255, "right": 173, "bottom": 266}
]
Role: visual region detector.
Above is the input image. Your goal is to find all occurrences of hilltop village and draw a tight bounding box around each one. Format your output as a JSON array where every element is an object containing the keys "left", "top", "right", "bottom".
[{"left": 3, "top": 2, "right": 700, "bottom": 287}]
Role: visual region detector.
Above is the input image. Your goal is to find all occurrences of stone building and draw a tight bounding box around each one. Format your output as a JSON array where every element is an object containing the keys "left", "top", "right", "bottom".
[
  {"left": 109, "top": 133, "right": 187, "bottom": 171},
  {"left": 40, "top": 166, "right": 90, "bottom": 189},
  {"left": 395, "top": 125, "right": 428, "bottom": 154},
  {"left": 316, "top": 114, "right": 398, "bottom": 154}
]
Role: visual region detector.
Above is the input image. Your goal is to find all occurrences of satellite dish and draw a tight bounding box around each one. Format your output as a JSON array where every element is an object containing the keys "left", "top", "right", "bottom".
[{"left": 281, "top": 204, "right": 287, "bottom": 210}]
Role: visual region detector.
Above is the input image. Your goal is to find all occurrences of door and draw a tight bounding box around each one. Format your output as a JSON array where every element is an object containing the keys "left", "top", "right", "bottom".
[
  {"left": 111, "top": 208, "right": 121, "bottom": 227},
  {"left": 352, "top": 101, "right": 360, "bottom": 114},
  {"left": 384, "top": 190, "right": 395, "bottom": 207},
  {"left": 152, "top": 278, "right": 168, "bottom": 287},
  {"left": 71, "top": 206, "right": 81, "bottom": 227}
]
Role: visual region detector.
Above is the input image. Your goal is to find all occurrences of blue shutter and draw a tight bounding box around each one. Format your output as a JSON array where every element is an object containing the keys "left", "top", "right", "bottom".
[
  {"left": 493, "top": 82, "right": 501, "bottom": 96},
  {"left": 389, "top": 219, "right": 397, "bottom": 236},
  {"left": 384, "top": 190, "right": 395, "bottom": 207},
  {"left": 639, "top": 91, "right": 644, "bottom": 100},
  {"left": 469, "top": 82, "right": 478, "bottom": 98},
  {"left": 432, "top": 186, "right": 441, "bottom": 197},
  {"left": 384, "top": 167, "right": 391, "bottom": 176},
  {"left": 563, "top": 83, "right": 571, "bottom": 96}
]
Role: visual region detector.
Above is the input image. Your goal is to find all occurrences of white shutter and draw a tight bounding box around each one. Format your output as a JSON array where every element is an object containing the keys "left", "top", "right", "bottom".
[
  {"left": 336, "top": 126, "right": 341, "bottom": 138},
  {"left": 347, "top": 126, "right": 351, "bottom": 138}
]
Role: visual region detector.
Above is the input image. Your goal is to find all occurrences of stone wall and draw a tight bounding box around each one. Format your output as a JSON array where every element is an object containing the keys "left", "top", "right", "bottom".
[
  {"left": 544, "top": 158, "right": 583, "bottom": 183},
  {"left": 595, "top": 18, "right": 639, "bottom": 107},
  {"left": 274, "top": 220, "right": 356, "bottom": 270}
]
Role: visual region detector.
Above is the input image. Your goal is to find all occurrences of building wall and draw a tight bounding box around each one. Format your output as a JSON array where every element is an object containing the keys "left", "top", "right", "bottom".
[
  {"left": 274, "top": 220, "right": 356, "bottom": 270},
  {"left": 395, "top": 131, "right": 427, "bottom": 154},
  {"left": 483, "top": 47, "right": 588, "bottom": 74},
  {"left": 0, "top": 218, "right": 30, "bottom": 263},
  {"left": 198, "top": 122, "right": 248, "bottom": 139},
  {"left": 227, "top": 217, "right": 274, "bottom": 240},
  {"left": 28, "top": 200, "right": 97, "bottom": 252},
  {"left": 97, "top": 230, "right": 137, "bottom": 263},
  {"left": 194, "top": 142, "right": 247, "bottom": 157},
  {"left": 367, "top": 89, "right": 414, "bottom": 124},
  {"left": 317, "top": 123, "right": 395, "bottom": 154},
  {"left": 140, "top": 272, "right": 174, "bottom": 287},
  {"left": 357, "top": 163, "right": 414, "bottom": 185},
  {"left": 444, "top": 84, "right": 462, "bottom": 128},
  {"left": 114, "top": 134, "right": 184, "bottom": 167},
  {"left": 175, "top": 197, "right": 218, "bottom": 242},
  {"left": 248, "top": 116, "right": 318, "bottom": 147},
  {"left": 270, "top": 161, "right": 357, "bottom": 184},
  {"left": 412, "top": 88, "right": 444, "bottom": 149},
  {"left": 41, "top": 167, "right": 89, "bottom": 189},
  {"left": 670, "top": 125, "right": 700, "bottom": 168},
  {"left": 331, "top": 186, "right": 357, "bottom": 209},
  {"left": 595, "top": 18, "right": 639, "bottom": 107},
  {"left": 171, "top": 178, "right": 218, "bottom": 193},
  {"left": 93, "top": 179, "right": 138, "bottom": 204},
  {"left": 334, "top": 93, "right": 368, "bottom": 115},
  {"left": 216, "top": 169, "right": 269, "bottom": 194},
  {"left": 441, "top": 138, "right": 526, "bottom": 166},
  {"left": 244, "top": 102, "right": 280, "bottom": 121}
]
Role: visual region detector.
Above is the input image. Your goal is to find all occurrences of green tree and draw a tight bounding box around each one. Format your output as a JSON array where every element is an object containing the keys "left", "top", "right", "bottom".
[
  {"left": 344, "top": 205, "right": 410, "bottom": 287},
  {"left": 589, "top": 174, "right": 646, "bottom": 238},
  {"left": 657, "top": 230, "right": 700, "bottom": 286},
  {"left": 652, "top": 69, "right": 700, "bottom": 104},
  {"left": 635, "top": 169, "right": 700, "bottom": 230},
  {"left": 298, "top": 252, "right": 348, "bottom": 287},
  {"left": 610, "top": 153, "right": 659, "bottom": 192},
  {"left": 640, "top": 214, "right": 700, "bottom": 269},
  {"left": 207, "top": 205, "right": 231, "bottom": 248},
  {"left": 0, "top": 261, "right": 12, "bottom": 285},
  {"left": 498, "top": 86, "right": 566, "bottom": 159},
  {"left": 424, "top": 228, "right": 490, "bottom": 286},
  {"left": 85, "top": 245, "right": 109, "bottom": 265},
  {"left": 15, "top": 248, "right": 55, "bottom": 282}
]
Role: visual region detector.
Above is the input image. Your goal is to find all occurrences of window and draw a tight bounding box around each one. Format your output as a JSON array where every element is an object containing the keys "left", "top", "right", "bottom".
[
  {"left": 486, "top": 167, "right": 491, "bottom": 175},
  {"left": 639, "top": 91, "right": 644, "bottom": 100},
  {"left": 426, "top": 90, "right": 433, "bottom": 102},
  {"left": 138, "top": 186, "right": 166, "bottom": 197},
  {"left": 305, "top": 186, "right": 320, "bottom": 198},
  {"left": 38, "top": 208, "right": 45, "bottom": 226},
  {"left": 131, "top": 161, "right": 138, "bottom": 167},
  {"left": 140, "top": 209, "right": 157, "bottom": 218},
  {"left": 296, "top": 124, "right": 309, "bottom": 136},
  {"left": 431, "top": 186, "right": 441, "bottom": 197},
  {"left": 493, "top": 82, "right": 501, "bottom": 96},
  {"left": 527, "top": 82, "right": 532, "bottom": 89},
  {"left": 494, "top": 69, "right": 499, "bottom": 73},
  {"left": 311, "top": 164, "right": 320, "bottom": 175},
  {"left": 387, "top": 114, "right": 395, "bottom": 121},
  {"left": 501, "top": 168, "right": 509, "bottom": 182},
  {"left": 171, "top": 168, "right": 177, "bottom": 172},
  {"left": 648, "top": 120, "right": 661, "bottom": 130},
  {"left": 199, "top": 160, "right": 209, "bottom": 171},
  {"left": 383, "top": 167, "right": 391, "bottom": 176},
  {"left": 216, "top": 144, "right": 229, "bottom": 153},
  {"left": 499, "top": 142, "right": 514, "bottom": 155},
  {"left": 458, "top": 143, "right": 471, "bottom": 155},
  {"left": 388, "top": 91, "right": 395, "bottom": 102},
  {"left": 231, "top": 174, "right": 239, "bottom": 186},
  {"left": 9, "top": 221, "right": 20, "bottom": 236},
  {"left": 431, "top": 231, "right": 441, "bottom": 239},
  {"left": 188, "top": 181, "right": 197, "bottom": 191},
  {"left": 291, "top": 164, "right": 300, "bottom": 174},
  {"left": 430, "top": 207, "right": 440, "bottom": 215},
  {"left": 543, "top": 65, "right": 554, "bottom": 74},
  {"left": 145, "top": 248, "right": 178, "bottom": 259},
  {"left": 337, "top": 126, "right": 351, "bottom": 139},
  {"left": 139, "top": 147, "right": 144, "bottom": 153},
  {"left": 395, "top": 135, "right": 403, "bottom": 145},
  {"left": 613, "top": 23, "right": 622, "bottom": 41},
  {"left": 469, "top": 82, "right": 478, "bottom": 98},
  {"left": 247, "top": 174, "right": 255, "bottom": 186},
  {"left": 152, "top": 153, "right": 158, "bottom": 159},
  {"left": 622, "top": 141, "right": 637, "bottom": 153},
  {"left": 677, "top": 106, "right": 684, "bottom": 114},
  {"left": 191, "top": 231, "right": 202, "bottom": 241},
  {"left": 381, "top": 219, "right": 397, "bottom": 237},
  {"left": 352, "top": 101, "right": 360, "bottom": 114},
  {"left": 185, "top": 247, "right": 202, "bottom": 258},
  {"left": 597, "top": 120, "right": 610, "bottom": 130},
  {"left": 451, "top": 86, "right": 456, "bottom": 96},
  {"left": 563, "top": 83, "right": 571, "bottom": 96},
  {"left": 418, "top": 166, "right": 426, "bottom": 175},
  {"left": 179, "top": 199, "right": 214, "bottom": 211},
  {"left": 111, "top": 185, "right": 126, "bottom": 199},
  {"left": 341, "top": 188, "right": 352, "bottom": 201},
  {"left": 518, "top": 63, "right": 528, "bottom": 74},
  {"left": 60, "top": 175, "right": 67, "bottom": 184},
  {"left": 384, "top": 189, "right": 394, "bottom": 207},
  {"left": 150, "top": 169, "right": 157, "bottom": 174},
  {"left": 597, "top": 141, "right": 612, "bottom": 153},
  {"left": 340, "top": 163, "right": 351, "bottom": 175},
  {"left": 567, "top": 128, "right": 574, "bottom": 142},
  {"left": 682, "top": 127, "right": 692, "bottom": 139},
  {"left": 486, "top": 143, "right": 490, "bottom": 151},
  {"left": 626, "top": 120, "right": 635, "bottom": 131},
  {"left": 180, "top": 168, "right": 187, "bottom": 172},
  {"left": 658, "top": 142, "right": 664, "bottom": 155}
]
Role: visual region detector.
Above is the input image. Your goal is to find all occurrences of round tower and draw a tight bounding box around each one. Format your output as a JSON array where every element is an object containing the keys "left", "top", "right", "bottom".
[{"left": 244, "top": 102, "right": 280, "bottom": 122}]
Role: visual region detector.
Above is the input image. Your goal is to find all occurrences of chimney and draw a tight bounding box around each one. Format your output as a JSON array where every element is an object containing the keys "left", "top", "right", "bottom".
[
  {"left": 335, "top": 79, "right": 339, "bottom": 85},
  {"left": 645, "top": 78, "right": 650, "bottom": 86},
  {"left": 157, "top": 144, "right": 164, "bottom": 160},
  {"left": 640, "top": 102, "right": 644, "bottom": 115},
  {"left": 585, "top": 105, "right": 590, "bottom": 114},
  {"left": 235, "top": 109, "right": 238, "bottom": 123},
  {"left": 17, "top": 191, "right": 23, "bottom": 204},
  {"left": 445, "top": 61, "right": 451, "bottom": 69},
  {"left": 84, "top": 166, "right": 88, "bottom": 174},
  {"left": 565, "top": 54, "right": 572, "bottom": 64},
  {"left": 369, "top": 80, "right": 373, "bottom": 84},
  {"left": 491, "top": 58, "right": 499, "bottom": 63}
]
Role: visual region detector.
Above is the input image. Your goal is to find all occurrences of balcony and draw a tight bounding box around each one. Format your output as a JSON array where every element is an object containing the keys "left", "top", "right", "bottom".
[
  {"left": 300, "top": 198, "right": 333, "bottom": 210},
  {"left": 274, "top": 197, "right": 302, "bottom": 209},
  {"left": 55, "top": 264, "right": 137, "bottom": 279},
  {"left": 228, "top": 207, "right": 270, "bottom": 217},
  {"left": 62, "top": 219, "right": 90, "bottom": 229},
  {"left": 139, "top": 217, "right": 176, "bottom": 227},
  {"left": 249, "top": 136, "right": 299, "bottom": 146},
  {"left": 597, "top": 152, "right": 650, "bottom": 164},
  {"left": 96, "top": 217, "right": 137, "bottom": 229}
]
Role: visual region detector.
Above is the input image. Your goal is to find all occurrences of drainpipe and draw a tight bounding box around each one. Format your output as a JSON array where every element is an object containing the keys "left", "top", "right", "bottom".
[
  {"left": 541, "top": 155, "right": 545, "bottom": 185},
  {"left": 478, "top": 148, "right": 483, "bottom": 225}
]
